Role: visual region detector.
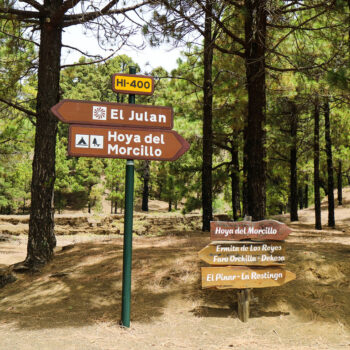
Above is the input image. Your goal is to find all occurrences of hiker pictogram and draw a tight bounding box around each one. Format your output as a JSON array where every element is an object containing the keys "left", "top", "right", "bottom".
[{"left": 90, "top": 135, "right": 104, "bottom": 149}]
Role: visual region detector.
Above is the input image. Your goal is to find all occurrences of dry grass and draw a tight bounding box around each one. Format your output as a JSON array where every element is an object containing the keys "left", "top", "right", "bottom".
[{"left": 0, "top": 194, "right": 350, "bottom": 349}]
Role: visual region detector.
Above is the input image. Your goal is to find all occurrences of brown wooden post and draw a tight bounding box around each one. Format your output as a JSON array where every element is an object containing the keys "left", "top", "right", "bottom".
[{"left": 238, "top": 288, "right": 251, "bottom": 322}]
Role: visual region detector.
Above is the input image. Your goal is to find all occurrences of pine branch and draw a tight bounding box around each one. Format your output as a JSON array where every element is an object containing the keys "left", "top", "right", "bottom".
[
  {"left": 213, "top": 161, "right": 231, "bottom": 171},
  {"left": 0, "top": 6, "right": 40, "bottom": 19},
  {"left": 60, "top": 48, "right": 118, "bottom": 68},
  {"left": 63, "top": 1, "right": 150, "bottom": 27},
  {"left": 193, "top": 0, "right": 245, "bottom": 48},
  {"left": 62, "top": 44, "right": 104, "bottom": 59},
  {"left": 0, "top": 97, "right": 37, "bottom": 124},
  {"left": 19, "top": 0, "right": 43, "bottom": 11}
]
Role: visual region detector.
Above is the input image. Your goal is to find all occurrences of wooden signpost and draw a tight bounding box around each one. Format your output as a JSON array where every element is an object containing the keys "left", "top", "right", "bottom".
[
  {"left": 199, "top": 219, "right": 295, "bottom": 322},
  {"left": 198, "top": 241, "right": 286, "bottom": 266},
  {"left": 68, "top": 125, "right": 189, "bottom": 161},
  {"left": 210, "top": 220, "right": 292, "bottom": 241},
  {"left": 202, "top": 266, "right": 296, "bottom": 289},
  {"left": 52, "top": 67, "right": 189, "bottom": 328},
  {"left": 51, "top": 99, "right": 173, "bottom": 129}
]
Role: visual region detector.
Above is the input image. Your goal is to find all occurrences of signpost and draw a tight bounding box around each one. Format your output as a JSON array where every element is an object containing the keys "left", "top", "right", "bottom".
[
  {"left": 210, "top": 220, "right": 291, "bottom": 241},
  {"left": 112, "top": 73, "right": 154, "bottom": 95},
  {"left": 52, "top": 67, "right": 189, "bottom": 328},
  {"left": 68, "top": 125, "right": 190, "bottom": 161},
  {"left": 202, "top": 266, "right": 296, "bottom": 289},
  {"left": 198, "top": 241, "right": 286, "bottom": 266},
  {"left": 51, "top": 100, "right": 173, "bottom": 129},
  {"left": 199, "top": 219, "right": 295, "bottom": 322}
]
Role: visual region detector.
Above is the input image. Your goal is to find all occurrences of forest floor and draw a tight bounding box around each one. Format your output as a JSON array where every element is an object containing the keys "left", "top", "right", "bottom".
[{"left": 0, "top": 191, "right": 350, "bottom": 350}]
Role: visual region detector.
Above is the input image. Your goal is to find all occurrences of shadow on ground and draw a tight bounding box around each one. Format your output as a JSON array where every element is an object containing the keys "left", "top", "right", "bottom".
[{"left": 0, "top": 234, "right": 349, "bottom": 331}]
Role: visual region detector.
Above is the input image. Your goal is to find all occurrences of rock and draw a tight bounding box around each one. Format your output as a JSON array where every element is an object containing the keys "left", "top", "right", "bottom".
[
  {"left": 0, "top": 266, "right": 16, "bottom": 288},
  {"left": 61, "top": 244, "right": 75, "bottom": 251}
]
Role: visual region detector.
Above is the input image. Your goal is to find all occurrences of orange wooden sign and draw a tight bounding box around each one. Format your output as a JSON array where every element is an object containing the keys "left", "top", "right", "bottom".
[
  {"left": 210, "top": 220, "right": 291, "bottom": 241},
  {"left": 201, "top": 266, "right": 296, "bottom": 289},
  {"left": 198, "top": 242, "right": 286, "bottom": 266},
  {"left": 51, "top": 100, "right": 173, "bottom": 129},
  {"left": 68, "top": 125, "right": 190, "bottom": 161}
]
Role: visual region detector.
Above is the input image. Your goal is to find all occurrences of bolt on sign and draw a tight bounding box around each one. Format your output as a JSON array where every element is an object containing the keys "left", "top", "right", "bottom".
[
  {"left": 112, "top": 73, "right": 154, "bottom": 95},
  {"left": 51, "top": 100, "right": 173, "bottom": 129},
  {"left": 69, "top": 125, "right": 190, "bottom": 161}
]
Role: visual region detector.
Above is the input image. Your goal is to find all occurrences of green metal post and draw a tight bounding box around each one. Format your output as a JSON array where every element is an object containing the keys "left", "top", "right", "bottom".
[{"left": 121, "top": 66, "right": 136, "bottom": 327}]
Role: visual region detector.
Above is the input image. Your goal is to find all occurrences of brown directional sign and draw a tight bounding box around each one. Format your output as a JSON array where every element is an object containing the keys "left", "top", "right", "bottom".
[
  {"left": 201, "top": 266, "right": 296, "bottom": 289},
  {"left": 198, "top": 242, "right": 286, "bottom": 266},
  {"left": 51, "top": 99, "right": 173, "bottom": 129},
  {"left": 112, "top": 73, "right": 154, "bottom": 95},
  {"left": 68, "top": 125, "right": 190, "bottom": 161},
  {"left": 210, "top": 220, "right": 291, "bottom": 241}
]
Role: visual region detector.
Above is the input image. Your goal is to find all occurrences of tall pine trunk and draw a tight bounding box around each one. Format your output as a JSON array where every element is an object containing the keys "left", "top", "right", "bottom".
[
  {"left": 290, "top": 102, "right": 298, "bottom": 221},
  {"left": 324, "top": 101, "right": 335, "bottom": 227},
  {"left": 231, "top": 138, "right": 240, "bottom": 221},
  {"left": 202, "top": 0, "right": 214, "bottom": 231},
  {"left": 25, "top": 7, "right": 63, "bottom": 268},
  {"left": 243, "top": 0, "right": 267, "bottom": 220},
  {"left": 337, "top": 161, "right": 342, "bottom": 205},
  {"left": 314, "top": 100, "right": 322, "bottom": 230},
  {"left": 298, "top": 186, "right": 303, "bottom": 210},
  {"left": 304, "top": 176, "right": 309, "bottom": 208},
  {"left": 142, "top": 161, "right": 150, "bottom": 212}
]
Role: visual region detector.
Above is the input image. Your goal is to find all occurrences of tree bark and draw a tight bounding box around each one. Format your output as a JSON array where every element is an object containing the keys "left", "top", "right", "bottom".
[
  {"left": 304, "top": 180, "right": 309, "bottom": 209},
  {"left": 231, "top": 138, "right": 240, "bottom": 220},
  {"left": 337, "top": 160, "right": 342, "bottom": 205},
  {"left": 324, "top": 101, "right": 335, "bottom": 227},
  {"left": 298, "top": 186, "right": 303, "bottom": 210},
  {"left": 290, "top": 102, "right": 298, "bottom": 221},
  {"left": 314, "top": 100, "right": 322, "bottom": 230},
  {"left": 25, "top": 6, "right": 63, "bottom": 268},
  {"left": 142, "top": 161, "right": 150, "bottom": 212},
  {"left": 201, "top": 0, "right": 214, "bottom": 231},
  {"left": 168, "top": 199, "right": 172, "bottom": 212},
  {"left": 243, "top": 0, "right": 267, "bottom": 220}
]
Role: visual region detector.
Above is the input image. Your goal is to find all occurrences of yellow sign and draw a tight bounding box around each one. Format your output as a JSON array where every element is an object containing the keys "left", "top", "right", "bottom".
[{"left": 112, "top": 74, "right": 154, "bottom": 95}]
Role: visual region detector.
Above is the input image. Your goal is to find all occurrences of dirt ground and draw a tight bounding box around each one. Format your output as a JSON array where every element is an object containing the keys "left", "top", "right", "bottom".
[{"left": 0, "top": 192, "right": 350, "bottom": 350}]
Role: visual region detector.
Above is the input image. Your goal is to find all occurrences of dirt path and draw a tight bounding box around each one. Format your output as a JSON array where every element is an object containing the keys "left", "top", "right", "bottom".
[{"left": 0, "top": 192, "right": 350, "bottom": 349}]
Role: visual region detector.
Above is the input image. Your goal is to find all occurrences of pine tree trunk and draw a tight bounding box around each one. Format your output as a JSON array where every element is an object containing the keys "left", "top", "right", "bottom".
[
  {"left": 337, "top": 160, "right": 342, "bottom": 205},
  {"left": 142, "top": 161, "right": 150, "bottom": 212},
  {"left": 168, "top": 199, "right": 172, "bottom": 212},
  {"left": 231, "top": 138, "right": 240, "bottom": 220},
  {"left": 324, "top": 101, "right": 335, "bottom": 227},
  {"left": 290, "top": 102, "right": 298, "bottom": 221},
  {"left": 304, "top": 176, "right": 309, "bottom": 208},
  {"left": 243, "top": 0, "right": 267, "bottom": 220},
  {"left": 314, "top": 100, "right": 322, "bottom": 230},
  {"left": 298, "top": 186, "right": 303, "bottom": 210},
  {"left": 114, "top": 184, "right": 118, "bottom": 214},
  {"left": 201, "top": 0, "right": 214, "bottom": 231},
  {"left": 25, "top": 10, "right": 63, "bottom": 269}
]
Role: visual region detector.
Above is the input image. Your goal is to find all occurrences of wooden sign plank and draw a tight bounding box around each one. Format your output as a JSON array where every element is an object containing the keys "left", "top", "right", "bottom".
[
  {"left": 198, "top": 242, "right": 286, "bottom": 266},
  {"left": 201, "top": 266, "right": 296, "bottom": 289},
  {"left": 210, "top": 220, "right": 291, "bottom": 241},
  {"left": 51, "top": 99, "right": 173, "bottom": 129},
  {"left": 112, "top": 74, "right": 154, "bottom": 95},
  {"left": 68, "top": 125, "right": 190, "bottom": 161}
]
